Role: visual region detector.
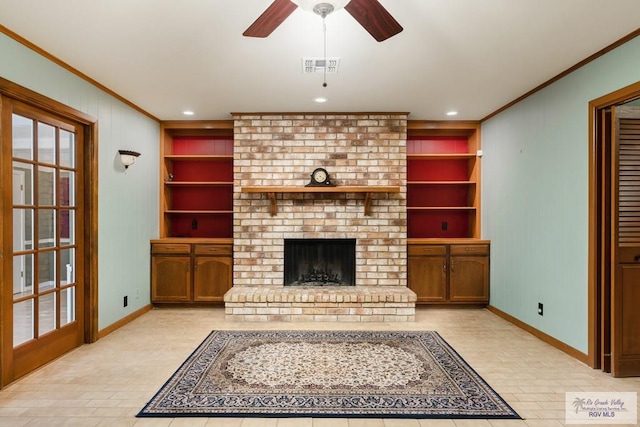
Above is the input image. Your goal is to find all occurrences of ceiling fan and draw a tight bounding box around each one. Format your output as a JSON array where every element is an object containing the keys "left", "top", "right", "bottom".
[{"left": 243, "top": 0, "right": 403, "bottom": 42}]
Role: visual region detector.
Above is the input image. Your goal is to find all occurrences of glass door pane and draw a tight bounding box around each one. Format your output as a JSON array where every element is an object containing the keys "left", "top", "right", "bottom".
[{"left": 12, "top": 113, "right": 78, "bottom": 347}]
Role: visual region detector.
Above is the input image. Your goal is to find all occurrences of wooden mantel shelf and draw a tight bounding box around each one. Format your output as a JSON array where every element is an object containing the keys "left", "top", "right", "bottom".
[{"left": 241, "top": 186, "right": 401, "bottom": 216}]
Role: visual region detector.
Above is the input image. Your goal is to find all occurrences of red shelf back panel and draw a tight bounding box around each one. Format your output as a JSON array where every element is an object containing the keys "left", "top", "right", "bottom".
[
  {"left": 408, "top": 210, "right": 471, "bottom": 238},
  {"left": 407, "top": 136, "right": 469, "bottom": 155},
  {"left": 407, "top": 159, "right": 471, "bottom": 181},
  {"left": 171, "top": 186, "right": 233, "bottom": 211},
  {"left": 168, "top": 213, "right": 233, "bottom": 238},
  {"left": 171, "top": 160, "right": 233, "bottom": 182},
  {"left": 407, "top": 184, "right": 471, "bottom": 207},
  {"left": 172, "top": 137, "right": 233, "bottom": 155}
]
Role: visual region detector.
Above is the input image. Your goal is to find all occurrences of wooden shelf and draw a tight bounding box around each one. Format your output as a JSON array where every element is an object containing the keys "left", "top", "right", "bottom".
[
  {"left": 407, "top": 206, "right": 477, "bottom": 210},
  {"left": 407, "top": 181, "right": 476, "bottom": 185},
  {"left": 165, "top": 155, "right": 232, "bottom": 161},
  {"left": 165, "top": 210, "right": 233, "bottom": 214},
  {"left": 407, "top": 153, "right": 477, "bottom": 159},
  {"left": 408, "top": 238, "right": 490, "bottom": 245},
  {"left": 165, "top": 181, "right": 233, "bottom": 186},
  {"left": 241, "top": 186, "right": 401, "bottom": 216}
]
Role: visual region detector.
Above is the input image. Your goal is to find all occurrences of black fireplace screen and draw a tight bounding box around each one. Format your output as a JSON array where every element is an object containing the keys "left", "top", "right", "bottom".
[{"left": 284, "top": 239, "right": 356, "bottom": 286}]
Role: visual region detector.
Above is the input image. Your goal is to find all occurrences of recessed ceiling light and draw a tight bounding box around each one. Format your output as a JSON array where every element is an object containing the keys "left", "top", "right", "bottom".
[
  {"left": 314, "top": 97, "right": 329, "bottom": 103},
  {"left": 183, "top": 110, "right": 195, "bottom": 116},
  {"left": 446, "top": 111, "right": 458, "bottom": 116}
]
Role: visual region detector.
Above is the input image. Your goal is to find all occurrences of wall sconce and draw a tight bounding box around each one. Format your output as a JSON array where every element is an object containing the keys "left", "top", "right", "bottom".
[{"left": 118, "top": 150, "right": 141, "bottom": 169}]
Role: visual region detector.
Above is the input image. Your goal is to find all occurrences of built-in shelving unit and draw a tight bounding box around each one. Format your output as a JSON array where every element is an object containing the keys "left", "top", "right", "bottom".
[
  {"left": 153, "top": 121, "right": 234, "bottom": 305},
  {"left": 160, "top": 121, "right": 234, "bottom": 238},
  {"left": 407, "top": 121, "right": 481, "bottom": 239}
]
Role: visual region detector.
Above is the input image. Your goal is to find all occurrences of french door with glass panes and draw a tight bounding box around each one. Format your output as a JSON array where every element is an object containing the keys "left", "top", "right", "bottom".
[{"left": 2, "top": 101, "right": 85, "bottom": 384}]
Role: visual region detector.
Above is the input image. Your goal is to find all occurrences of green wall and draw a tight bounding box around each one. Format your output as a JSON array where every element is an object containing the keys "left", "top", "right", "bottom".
[
  {"left": 0, "top": 33, "right": 160, "bottom": 330},
  {"left": 482, "top": 36, "right": 640, "bottom": 353}
]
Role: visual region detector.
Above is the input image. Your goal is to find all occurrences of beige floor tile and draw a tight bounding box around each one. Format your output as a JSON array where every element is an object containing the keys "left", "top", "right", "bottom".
[
  {"left": 276, "top": 417, "right": 313, "bottom": 427},
  {"left": 240, "top": 417, "right": 279, "bottom": 427},
  {"left": 0, "top": 307, "right": 636, "bottom": 426},
  {"left": 132, "top": 418, "right": 172, "bottom": 427},
  {"left": 348, "top": 419, "right": 385, "bottom": 427},
  {"left": 382, "top": 419, "right": 421, "bottom": 427},
  {"left": 167, "top": 417, "right": 209, "bottom": 426},
  {"left": 417, "top": 420, "right": 456, "bottom": 427},
  {"left": 204, "top": 418, "right": 244, "bottom": 427},
  {"left": 313, "top": 418, "right": 349, "bottom": 427},
  {"left": 488, "top": 420, "right": 529, "bottom": 427}
]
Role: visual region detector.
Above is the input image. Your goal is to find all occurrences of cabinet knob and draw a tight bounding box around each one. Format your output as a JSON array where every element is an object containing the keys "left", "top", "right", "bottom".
[
  {"left": 635, "top": 254, "right": 640, "bottom": 262},
  {"left": 443, "top": 262, "right": 446, "bottom": 272}
]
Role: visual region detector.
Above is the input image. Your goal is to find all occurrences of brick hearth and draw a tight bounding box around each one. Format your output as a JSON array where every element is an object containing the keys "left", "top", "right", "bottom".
[
  {"left": 225, "top": 113, "right": 416, "bottom": 321},
  {"left": 224, "top": 286, "right": 416, "bottom": 322}
]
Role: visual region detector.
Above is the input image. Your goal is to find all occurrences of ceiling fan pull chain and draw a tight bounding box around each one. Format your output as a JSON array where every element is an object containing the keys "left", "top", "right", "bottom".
[{"left": 322, "top": 17, "right": 328, "bottom": 88}]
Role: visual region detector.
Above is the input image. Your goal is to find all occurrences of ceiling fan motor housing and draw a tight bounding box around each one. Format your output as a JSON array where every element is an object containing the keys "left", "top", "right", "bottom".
[{"left": 313, "top": 3, "right": 335, "bottom": 18}]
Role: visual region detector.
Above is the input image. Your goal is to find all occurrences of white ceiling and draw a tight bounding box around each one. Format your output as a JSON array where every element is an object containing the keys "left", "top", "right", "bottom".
[{"left": 1, "top": 0, "right": 639, "bottom": 121}]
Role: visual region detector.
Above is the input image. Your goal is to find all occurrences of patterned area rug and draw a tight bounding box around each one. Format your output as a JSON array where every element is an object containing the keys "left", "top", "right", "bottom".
[{"left": 137, "top": 330, "right": 520, "bottom": 419}]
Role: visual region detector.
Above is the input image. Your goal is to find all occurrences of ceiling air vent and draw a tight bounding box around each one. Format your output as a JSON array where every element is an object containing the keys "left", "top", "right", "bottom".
[{"left": 302, "top": 57, "right": 340, "bottom": 74}]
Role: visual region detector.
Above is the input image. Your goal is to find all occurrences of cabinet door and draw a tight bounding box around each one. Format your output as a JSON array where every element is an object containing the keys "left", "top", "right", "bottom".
[
  {"left": 151, "top": 256, "right": 191, "bottom": 302},
  {"left": 449, "top": 255, "right": 489, "bottom": 303},
  {"left": 193, "top": 256, "right": 232, "bottom": 302},
  {"left": 408, "top": 255, "right": 447, "bottom": 303}
]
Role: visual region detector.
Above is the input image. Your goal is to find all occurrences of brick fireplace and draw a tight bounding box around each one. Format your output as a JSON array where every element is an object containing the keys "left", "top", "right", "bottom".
[{"left": 224, "top": 113, "right": 416, "bottom": 321}]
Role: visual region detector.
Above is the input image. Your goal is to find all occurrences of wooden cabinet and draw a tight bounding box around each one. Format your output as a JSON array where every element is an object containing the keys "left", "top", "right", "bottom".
[
  {"left": 407, "top": 121, "right": 481, "bottom": 239},
  {"left": 192, "top": 244, "right": 233, "bottom": 302},
  {"left": 151, "top": 241, "right": 232, "bottom": 303},
  {"left": 407, "top": 244, "right": 447, "bottom": 303},
  {"left": 408, "top": 241, "right": 489, "bottom": 304},
  {"left": 153, "top": 122, "right": 234, "bottom": 304}
]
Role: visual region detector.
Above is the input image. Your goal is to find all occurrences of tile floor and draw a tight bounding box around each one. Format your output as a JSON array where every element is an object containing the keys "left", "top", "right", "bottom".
[{"left": 0, "top": 307, "right": 638, "bottom": 426}]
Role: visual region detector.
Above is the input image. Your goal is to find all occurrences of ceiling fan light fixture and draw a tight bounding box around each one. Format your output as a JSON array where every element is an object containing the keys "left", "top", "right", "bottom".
[
  {"left": 313, "top": 3, "right": 334, "bottom": 18},
  {"left": 292, "top": 0, "right": 349, "bottom": 12}
]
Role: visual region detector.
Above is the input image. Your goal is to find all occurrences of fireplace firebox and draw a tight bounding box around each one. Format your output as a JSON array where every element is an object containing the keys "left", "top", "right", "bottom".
[{"left": 284, "top": 239, "right": 356, "bottom": 286}]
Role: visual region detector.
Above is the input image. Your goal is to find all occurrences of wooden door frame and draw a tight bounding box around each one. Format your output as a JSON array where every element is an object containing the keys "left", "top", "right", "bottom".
[
  {"left": 0, "top": 77, "right": 98, "bottom": 387},
  {"left": 588, "top": 80, "right": 640, "bottom": 368}
]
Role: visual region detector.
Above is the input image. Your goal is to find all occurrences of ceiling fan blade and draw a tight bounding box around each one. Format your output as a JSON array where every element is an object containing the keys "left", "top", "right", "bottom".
[
  {"left": 344, "top": 0, "right": 403, "bottom": 42},
  {"left": 243, "top": 0, "right": 298, "bottom": 38}
]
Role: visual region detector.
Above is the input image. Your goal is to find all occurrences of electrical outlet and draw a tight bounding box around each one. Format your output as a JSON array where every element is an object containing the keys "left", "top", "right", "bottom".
[
  {"left": 124, "top": 296, "right": 128, "bottom": 307},
  {"left": 441, "top": 221, "right": 448, "bottom": 231},
  {"left": 538, "top": 302, "right": 543, "bottom": 316},
  {"left": 192, "top": 219, "right": 198, "bottom": 230}
]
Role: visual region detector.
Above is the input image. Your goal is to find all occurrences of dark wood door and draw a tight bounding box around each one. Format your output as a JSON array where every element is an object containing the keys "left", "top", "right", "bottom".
[
  {"left": 408, "top": 255, "right": 447, "bottom": 303},
  {"left": 450, "top": 256, "right": 489, "bottom": 303},
  {"left": 611, "top": 105, "right": 640, "bottom": 377},
  {"left": 151, "top": 256, "right": 191, "bottom": 302},
  {"left": 193, "top": 256, "right": 232, "bottom": 302}
]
